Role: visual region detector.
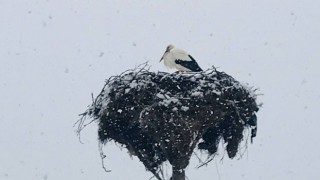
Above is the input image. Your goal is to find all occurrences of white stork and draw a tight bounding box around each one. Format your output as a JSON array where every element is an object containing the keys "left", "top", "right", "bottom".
[{"left": 160, "top": 44, "right": 203, "bottom": 72}]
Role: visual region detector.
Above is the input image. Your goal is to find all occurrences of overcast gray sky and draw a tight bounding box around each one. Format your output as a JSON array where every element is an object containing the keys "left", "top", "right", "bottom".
[{"left": 1, "top": 1, "right": 320, "bottom": 179}]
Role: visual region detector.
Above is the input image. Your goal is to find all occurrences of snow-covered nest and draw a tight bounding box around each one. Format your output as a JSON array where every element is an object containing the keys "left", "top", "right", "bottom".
[{"left": 78, "top": 64, "right": 259, "bottom": 179}]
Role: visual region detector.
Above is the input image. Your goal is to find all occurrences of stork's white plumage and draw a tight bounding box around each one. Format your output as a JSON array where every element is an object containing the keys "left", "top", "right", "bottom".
[{"left": 160, "top": 44, "right": 203, "bottom": 72}]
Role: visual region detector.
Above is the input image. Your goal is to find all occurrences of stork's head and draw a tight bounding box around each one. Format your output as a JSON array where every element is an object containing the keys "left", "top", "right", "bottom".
[
  {"left": 160, "top": 44, "right": 175, "bottom": 62},
  {"left": 166, "top": 44, "right": 174, "bottom": 52}
]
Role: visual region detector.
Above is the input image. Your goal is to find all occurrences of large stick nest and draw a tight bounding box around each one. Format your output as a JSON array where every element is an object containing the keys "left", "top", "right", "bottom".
[{"left": 78, "top": 64, "right": 259, "bottom": 179}]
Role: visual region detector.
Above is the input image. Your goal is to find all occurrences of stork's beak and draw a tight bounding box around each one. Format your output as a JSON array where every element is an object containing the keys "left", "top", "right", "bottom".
[
  {"left": 159, "top": 53, "right": 165, "bottom": 62},
  {"left": 159, "top": 49, "right": 168, "bottom": 62}
]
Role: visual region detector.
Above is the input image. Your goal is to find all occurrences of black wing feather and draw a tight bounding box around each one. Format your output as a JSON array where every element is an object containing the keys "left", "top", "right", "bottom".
[{"left": 175, "top": 55, "right": 203, "bottom": 72}]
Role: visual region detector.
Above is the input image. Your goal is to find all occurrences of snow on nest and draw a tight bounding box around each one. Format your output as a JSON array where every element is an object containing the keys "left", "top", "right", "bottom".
[
  {"left": 89, "top": 65, "right": 257, "bottom": 117},
  {"left": 79, "top": 64, "right": 260, "bottom": 174},
  {"left": 159, "top": 97, "right": 180, "bottom": 107}
]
